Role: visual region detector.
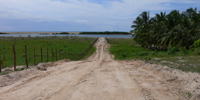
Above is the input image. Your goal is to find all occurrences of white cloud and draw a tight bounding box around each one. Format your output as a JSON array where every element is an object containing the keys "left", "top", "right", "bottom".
[{"left": 0, "top": 0, "right": 199, "bottom": 31}]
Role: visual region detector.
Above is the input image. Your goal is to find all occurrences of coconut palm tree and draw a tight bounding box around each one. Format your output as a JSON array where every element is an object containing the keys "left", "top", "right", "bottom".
[
  {"left": 131, "top": 8, "right": 200, "bottom": 50},
  {"left": 150, "top": 12, "right": 167, "bottom": 49},
  {"left": 131, "top": 11, "right": 151, "bottom": 47}
]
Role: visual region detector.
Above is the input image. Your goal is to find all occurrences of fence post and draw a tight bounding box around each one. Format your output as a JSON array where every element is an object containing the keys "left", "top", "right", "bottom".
[
  {"left": 41, "top": 47, "right": 43, "bottom": 62},
  {"left": 0, "top": 51, "right": 1, "bottom": 73},
  {"left": 59, "top": 49, "right": 61, "bottom": 60},
  {"left": 78, "top": 38, "right": 98, "bottom": 59},
  {"left": 13, "top": 44, "right": 16, "bottom": 71},
  {"left": 47, "top": 47, "right": 49, "bottom": 62},
  {"left": 56, "top": 48, "right": 57, "bottom": 61},
  {"left": 34, "top": 46, "right": 36, "bottom": 65},
  {"left": 52, "top": 48, "right": 53, "bottom": 61},
  {"left": 65, "top": 52, "right": 66, "bottom": 58},
  {"left": 25, "top": 45, "right": 28, "bottom": 68}
]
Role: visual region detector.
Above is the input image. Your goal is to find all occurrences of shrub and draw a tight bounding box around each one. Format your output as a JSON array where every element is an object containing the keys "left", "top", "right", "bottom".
[
  {"left": 194, "top": 39, "right": 200, "bottom": 48},
  {"left": 194, "top": 47, "right": 200, "bottom": 55},
  {"left": 179, "top": 47, "right": 188, "bottom": 55},
  {"left": 167, "top": 47, "right": 176, "bottom": 55}
]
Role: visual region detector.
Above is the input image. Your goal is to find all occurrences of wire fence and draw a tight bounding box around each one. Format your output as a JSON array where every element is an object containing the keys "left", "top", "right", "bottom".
[
  {"left": 0, "top": 38, "right": 99, "bottom": 72},
  {"left": 105, "top": 38, "right": 110, "bottom": 44}
]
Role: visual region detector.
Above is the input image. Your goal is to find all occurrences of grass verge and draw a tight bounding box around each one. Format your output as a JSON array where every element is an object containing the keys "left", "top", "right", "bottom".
[
  {"left": 0, "top": 36, "right": 96, "bottom": 68},
  {"left": 108, "top": 38, "right": 200, "bottom": 73}
]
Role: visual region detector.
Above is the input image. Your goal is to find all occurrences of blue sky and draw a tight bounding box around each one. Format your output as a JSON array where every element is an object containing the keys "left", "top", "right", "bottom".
[{"left": 0, "top": 0, "right": 199, "bottom": 32}]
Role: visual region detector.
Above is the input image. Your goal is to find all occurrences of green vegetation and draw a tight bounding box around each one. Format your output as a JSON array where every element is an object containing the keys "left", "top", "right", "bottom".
[
  {"left": 0, "top": 71, "right": 9, "bottom": 75},
  {"left": 0, "top": 32, "right": 7, "bottom": 34},
  {"left": 194, "top": 39, "right": 200, "bottom": 48},
  {"left": 108, "top": 38, "right": 200, "bottom": 73},
  {"left": 0, "top": 36, "right": 96, "bottom": 68},
  {"left": 128, "top": 8, "right": 200, "bottom": 72},
  {"left": 187, "top": 92, "right": 192, "bottom": 98},
  {"left": 15, "top": 67, "right": 28, "bottom": 71},
  {"left": 80, "top": 31, "right": 130, "bottom": 35},
  {"left": 52, "top": 32, "right": 69, "bottom": 34},
  {"left": 60, "top": 32, "right": 69, "bottom": 34},
  {"left": 131, "top": 8, "right": 200, "bottom": 50}
]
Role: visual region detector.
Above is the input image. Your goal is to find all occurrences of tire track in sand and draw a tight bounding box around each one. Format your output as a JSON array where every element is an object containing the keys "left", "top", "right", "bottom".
[{"left": 0, "top": 38, "right": 199, "bottom": 100}]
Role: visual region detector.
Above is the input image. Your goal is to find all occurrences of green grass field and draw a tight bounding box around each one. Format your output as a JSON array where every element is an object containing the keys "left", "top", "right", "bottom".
[
  {"left": 108, "top": 38, "right": 200, "bottom": 72},
  {"left": 0, "top": 36, "right": 96, "bottom": 68}
]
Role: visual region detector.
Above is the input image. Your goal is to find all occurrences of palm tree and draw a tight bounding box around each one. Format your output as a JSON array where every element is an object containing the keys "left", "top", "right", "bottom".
[
  {"left": 150, "top": 12, "right": 167, "bottom": 49},
  {"left": 131, "top": 11, "right": 150, "bottom": 47},
  {"left": 159, "top": 10, "right": 182, "bottom": 48},
  {"left": 178, "top": 8, "right": 200, "bottom": 49},
  {"left": 131, "top": 8, "right": 200, "bottom": 50}
]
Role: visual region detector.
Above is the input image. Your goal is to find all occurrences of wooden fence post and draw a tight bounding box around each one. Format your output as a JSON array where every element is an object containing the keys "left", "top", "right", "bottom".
[
  {"left": 56, "top": 48, "right": 57, "bottom": 61},
  {"left": 34, "top": 46, "right": 36, "bottom": 65},
  {"left": 13, "top": 44, "right": 16, "bottom": 71},
  {"left": 0, "top": 51, "right": 1, "bottom": 73},
  {"left": 65, "top": 52, "right": 66, "bottom": 58},
  {"left": 52, "top": 48, "right": 53, "bottom": 61},
  {"left": 47, "top": 47, "right": 49, "bottom": 62},
  {"left": 41, "top": 47, "right": 43, "bottom": 62},
  {"left": 59, "top": 49, "right": 61, "bottom": 60},
  {"left": 25, "top": 45, "right": 28, "bottom": 68}
]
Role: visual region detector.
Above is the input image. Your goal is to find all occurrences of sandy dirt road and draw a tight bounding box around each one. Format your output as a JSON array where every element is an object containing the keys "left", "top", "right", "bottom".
[{"left": 0, "top": 38, "right": 200, "bottom": 100}]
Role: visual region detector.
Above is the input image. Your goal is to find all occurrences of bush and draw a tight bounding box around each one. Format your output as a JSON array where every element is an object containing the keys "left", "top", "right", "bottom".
[
  {"left": 167, "top": 47, "right": 176, "bottom": 55},
  {"left": 194, "top": 47, "right": 200, "bottom": 55},
  {"left": 179, "top": 47, "right": 188, "bottom": 55},
  {"left": 194, "top": 39, "right": 200, "bottom": 48}
]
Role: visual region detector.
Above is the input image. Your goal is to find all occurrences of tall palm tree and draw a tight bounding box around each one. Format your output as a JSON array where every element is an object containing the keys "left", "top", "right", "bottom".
[
  {"left": 131, "top": 8, "right": 200, "bottom": 50},
  {"left": 131, "top": 11, "right": 150, "bottom": 47},
  {"left": 160, "top": 10, "right": 181, "bottom": 48},
  {"left": 150, "top": 12, "right": 167, "bottom": 49}
]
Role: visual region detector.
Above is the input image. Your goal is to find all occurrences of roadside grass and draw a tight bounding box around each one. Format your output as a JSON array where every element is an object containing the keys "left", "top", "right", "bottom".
[
  {"left": 0, "top": 36, "right": 96, "bottom": 68},
  {"left": 0, "top": 71, "right": 9, "bottom": 75},
  {"left": 108, "top": 38, "right": 200, "bottom": 73}
]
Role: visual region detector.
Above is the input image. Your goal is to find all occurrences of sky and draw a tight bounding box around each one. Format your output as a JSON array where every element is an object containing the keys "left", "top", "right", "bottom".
[{"left": 0, "top": 0, "right": 199, "bottom": 32}]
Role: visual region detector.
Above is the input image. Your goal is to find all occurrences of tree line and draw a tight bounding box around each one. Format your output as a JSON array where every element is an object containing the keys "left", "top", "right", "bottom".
[
  {"left": 80, "top": 31, "right": 130, "bottom": 35},
  {"left": 131, "top": 8, "right": 200, "bottom": 50},
  {"left": 0, "top": 32, "right": 7, "bottom": 34}
]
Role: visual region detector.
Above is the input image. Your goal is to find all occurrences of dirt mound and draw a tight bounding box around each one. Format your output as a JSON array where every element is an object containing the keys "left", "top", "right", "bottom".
[
  {"left": 37, "top": 59, "right": 70, "bottom": 71},
  {"left": 0, "top": 66, "right": 38, "bottom": 87},
  {"left": 121, "top": 60, "right": 200, "bottom": 99},
  {"left": 0, "top": 59, "right": 70, "bottom": 88}
]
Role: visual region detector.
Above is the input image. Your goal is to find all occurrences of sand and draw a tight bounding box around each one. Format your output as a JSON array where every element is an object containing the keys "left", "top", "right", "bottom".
[{"left": 0, "top": 38, "right": 200, "bottom": 100}]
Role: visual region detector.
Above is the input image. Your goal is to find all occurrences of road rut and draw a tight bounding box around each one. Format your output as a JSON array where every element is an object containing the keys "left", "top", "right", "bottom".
[{"left": 0, "top": 38, "right": 200, "bottom": 100}]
